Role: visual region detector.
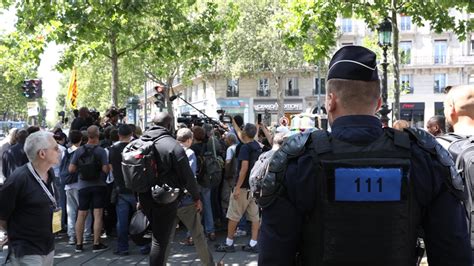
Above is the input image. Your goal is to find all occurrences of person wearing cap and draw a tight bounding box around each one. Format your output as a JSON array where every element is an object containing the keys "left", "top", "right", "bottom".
[
  {"left": 258, "top": 46, "right": 471, "bottom": 266},
  {"left": 138, "top": 112, "right": 201, "bottom": 266},
  {"left": 107, "top": 124, "right": 150, "bottom": 256}
]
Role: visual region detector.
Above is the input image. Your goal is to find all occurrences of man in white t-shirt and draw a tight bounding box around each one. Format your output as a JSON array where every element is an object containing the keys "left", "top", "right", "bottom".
[{"left": 222, "top": 133, "right": 238, "bottom": 213}]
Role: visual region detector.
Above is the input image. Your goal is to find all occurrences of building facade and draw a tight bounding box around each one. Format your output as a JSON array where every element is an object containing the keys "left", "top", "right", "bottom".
[
  {"left": 337, "top": 12, "right": 474, "bottom": 127},
  {"left": 139, "top": 12, "right": 473, "bottom": 129}
]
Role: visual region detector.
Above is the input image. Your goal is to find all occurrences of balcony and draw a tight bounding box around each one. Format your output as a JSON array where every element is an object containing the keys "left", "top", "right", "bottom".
[
  {"left": 400, "top": 56, "right": 455, "bottom": 67},
  {"left": 256, "top": 89, "right": 271, "bottom": 97},
  {"left": 433, "top": 86, "right": 445, "bottom": 94},
  {"left": 285, "top": 89, "right": 299, "bottom": 96}
]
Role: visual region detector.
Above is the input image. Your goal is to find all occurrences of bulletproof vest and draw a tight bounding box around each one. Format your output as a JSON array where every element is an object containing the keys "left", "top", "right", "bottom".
[{"left": 300, "top": 129, "right": 420, "bottom": 266}]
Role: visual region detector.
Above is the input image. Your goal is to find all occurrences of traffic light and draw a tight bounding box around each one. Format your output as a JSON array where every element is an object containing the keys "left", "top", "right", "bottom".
[
  {"left": 154, "top": 85, "right": 166, "bottom": 108},
  {"left": 21, "top": 79, "right": 42, "bottom": 99}
]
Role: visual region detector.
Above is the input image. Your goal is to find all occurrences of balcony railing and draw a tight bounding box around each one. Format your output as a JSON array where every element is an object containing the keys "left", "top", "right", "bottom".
[
  {"left": 312, "top": 89, "right": 326, "bottom": 95},
  {"left": 433, "top": 86, "right": 445, "bottom": 94},
  {"left": 400, "top": 56, "right": 453, "bottom": 66},
  {"left": 285, "top": 89, "right": 299, "bottom": 96},
  {"left": 256, "top": 89, "right": 271, "bottom": 97}
]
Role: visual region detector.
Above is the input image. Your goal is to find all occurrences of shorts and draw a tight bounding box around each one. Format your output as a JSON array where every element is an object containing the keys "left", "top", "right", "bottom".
[
  {"left": 226, "top": 187, "right": 259, "bottom": 223},
  {"left": 78, "top": 186, "right": 107, "bottom": 210}
]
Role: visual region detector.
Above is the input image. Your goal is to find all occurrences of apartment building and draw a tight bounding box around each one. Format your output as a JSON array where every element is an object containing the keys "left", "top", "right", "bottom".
[
  {"left": 139, "top": 12, "right": 473, "bottom": 128},
  {"left": 166, "top": 71, "right": 326, "bottom": 126},
  {"left": 337, "top": 13, "right": 474, "bottom": 127}
]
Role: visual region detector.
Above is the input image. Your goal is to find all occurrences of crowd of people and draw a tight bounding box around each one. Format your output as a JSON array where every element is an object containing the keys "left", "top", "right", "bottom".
[{"left": 0, "top": 45, "right": 473, "bottom": 266}]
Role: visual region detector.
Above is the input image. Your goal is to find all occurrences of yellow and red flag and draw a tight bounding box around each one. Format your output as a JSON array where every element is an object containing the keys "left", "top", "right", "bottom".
[{"left": 66, "top": 67, "right": 78, "bottom": 109}]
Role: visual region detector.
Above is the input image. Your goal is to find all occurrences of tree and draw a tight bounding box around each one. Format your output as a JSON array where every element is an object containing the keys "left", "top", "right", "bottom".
[
  {"left": 218, "top": 0, "right": 309, "bottom": 120},
  {"left": 142, "top": 1, "right": 233, "bottom": 130},
  {"left": 13, "top": 1, "right": 156, "bottom": 107},
  {"left": 0, "top": 29, "right": 45, "bottom": 119},
  {"left": 283, "top": 0, "right": 474, "bottom": 120}
]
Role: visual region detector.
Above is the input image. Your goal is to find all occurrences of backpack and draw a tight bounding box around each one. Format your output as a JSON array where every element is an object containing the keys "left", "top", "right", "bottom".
[
  {"left": 121, "top": 136, "right": 164, "bottom": 193},
  {"left": 59, "top": 149, "right": 78, "bottom": 185},
  {"left": 197, "top": 137, "right": 224, "bottom": 188},
  {"left": 249, "top": 149, "right": 276, "bottom": 198},
  {"left": 437, "top": 133, "right": 474, "bottom": 245},
  {"left": 77, "top": 145, "right": 102, "bottom": 181}
]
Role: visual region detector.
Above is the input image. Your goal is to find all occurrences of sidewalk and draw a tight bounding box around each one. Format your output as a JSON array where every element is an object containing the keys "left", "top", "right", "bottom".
[{"left": 0, "top": 229, "right": 258, "bottom": 265}]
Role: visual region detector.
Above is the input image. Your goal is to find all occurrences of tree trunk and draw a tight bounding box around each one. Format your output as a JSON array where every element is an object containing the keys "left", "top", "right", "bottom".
[
  {"left": 274, "top": 74, "right": 284, "bottom": 124},
  {"left": 110, "top": 31, "right": 119, "bottom": 107},
  {"left": 391, "top": 0, "right": 400, "bottom": 121}
]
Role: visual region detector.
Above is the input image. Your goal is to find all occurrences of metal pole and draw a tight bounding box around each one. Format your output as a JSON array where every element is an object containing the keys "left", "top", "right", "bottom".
[
  {"left": 143, "top": 81, "right": 147, "bottom": 130},
  {"left": 380, "top": 46, "right": 391, "bottom": 127},
  {"left": 317, "top": 61, "right": 321, "bottom": 114}
]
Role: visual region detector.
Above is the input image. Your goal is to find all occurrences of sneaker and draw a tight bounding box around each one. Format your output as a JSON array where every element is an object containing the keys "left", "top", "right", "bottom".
[
  {"left": 234, "top": 229, "right": 247, "bottom": 237},
  {"left": 215, "top": 243, "right": 235, "bottom": 253},
  {"left": 83, "top": 237, "right": 93, "bottom": 245},
  {"left": 68, "top": 237, "right": 76, "bottom": 245},
  {"left": 75, "top": 244, "right": 83, "bottom": 253},
  {"left": 113, "top": 250, "right": 129, "bottom": 256},
  {"left": 92, "top": 243, "right": 109, "bottom": 253},
  {"left": 179, "top": 237, "right": 194, "bottom": 246},
  {"left": 242, "top": 244, "right": 258, "bottom": 253},
  {"left": 208, "top": 232, "right": 217, "bottom": 241}
]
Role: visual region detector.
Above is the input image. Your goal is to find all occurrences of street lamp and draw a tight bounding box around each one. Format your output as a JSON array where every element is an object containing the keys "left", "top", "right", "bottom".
[{"left": 377, "top": 18, "right": 392, "bottom": 127}]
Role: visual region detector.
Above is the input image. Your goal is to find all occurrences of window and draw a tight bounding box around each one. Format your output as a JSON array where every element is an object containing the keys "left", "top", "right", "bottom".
[
  {"left": 341, "top": 18, "right": 352, "bottom": 33},
  {"left": 434, "top": 74, "right": 447, "bottom": 93},
  {"left": 399, "top": 41, "right": 412, "bottom": 64},
  {"left": 469, "top": 74, "right": 474, "bottom": 84},
  {"left": 286, "top": 77, "right": 299, "bottom": 96},
  {"left": 187, "top": 87, "right": 192, "bottom": 102},
  {"left": 400, "top": 74, "right": 413, "bottom": 94},
  {"left": 257, "top": 78, "right": 270, "bottom": 97},
  {"left": 400, "top": 16, "right": 411, "bottom": 31},
  {"left": 194, "top": 85, "right": 198, "bottom": 100},
  {"left": 434, "top": 40, "right": 447, "bottom": 64},
  {"left": 226, "top": 79, "right": 239, "bottom": 97},
  {"left": 314, "top": 78, "right": 326, "bottom": 95},
  {"left": 470, "top": 40, "right": 474, "bottom": 55}
]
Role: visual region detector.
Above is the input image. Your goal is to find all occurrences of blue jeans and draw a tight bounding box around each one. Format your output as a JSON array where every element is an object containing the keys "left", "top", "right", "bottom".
[
  {"left": 200, "top": 187, "right": 214, "bottom": 234},
  {"left": 116, "top": 193, "right": 137, "bottom": 252}
]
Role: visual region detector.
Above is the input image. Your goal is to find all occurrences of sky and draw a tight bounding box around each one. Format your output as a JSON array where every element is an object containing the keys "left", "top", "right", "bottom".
[{"left": 1, "top": 7, "right": 62, "bottom": 123}]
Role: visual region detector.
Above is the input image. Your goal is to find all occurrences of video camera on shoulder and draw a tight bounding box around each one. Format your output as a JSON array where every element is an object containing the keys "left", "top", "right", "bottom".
[{"left": 217, "top": 109, "right": 232, "bottom": 123}]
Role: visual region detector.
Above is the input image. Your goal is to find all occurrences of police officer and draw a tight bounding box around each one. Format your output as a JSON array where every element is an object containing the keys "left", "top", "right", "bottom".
[{"left": 258, "top": 46, "right": 472, "bottom": 266}]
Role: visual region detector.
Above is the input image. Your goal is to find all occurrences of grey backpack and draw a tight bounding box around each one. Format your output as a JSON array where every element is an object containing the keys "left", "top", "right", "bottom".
[{"left": 438, "top": 133, "right": 474, "bottom": 246}]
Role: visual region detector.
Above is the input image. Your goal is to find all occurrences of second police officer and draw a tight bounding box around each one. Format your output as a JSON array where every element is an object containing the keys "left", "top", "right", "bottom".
[{"left": 258, "top": 46, "right": 472, "bottom": 266}]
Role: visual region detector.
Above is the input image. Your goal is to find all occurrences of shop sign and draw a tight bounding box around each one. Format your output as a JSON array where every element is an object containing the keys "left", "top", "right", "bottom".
[{"left": 254, "top": 102, "right": 303, "bottom": 112}]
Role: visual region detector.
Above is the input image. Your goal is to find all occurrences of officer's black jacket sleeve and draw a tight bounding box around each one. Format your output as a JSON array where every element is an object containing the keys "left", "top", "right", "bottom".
[
  {"left": 173, "top": 144, "right": 200, "bottom": 201},
  {"left": 259, "top": 151, "right": 314, "bottom": 266},
  {"left": 410, "top": 145, "right": 472, "bottom": 266}
]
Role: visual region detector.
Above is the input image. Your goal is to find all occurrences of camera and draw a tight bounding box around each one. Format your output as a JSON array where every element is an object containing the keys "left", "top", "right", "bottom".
[{"left": 217, "top": 109, "right": 232, "bottom": 123}]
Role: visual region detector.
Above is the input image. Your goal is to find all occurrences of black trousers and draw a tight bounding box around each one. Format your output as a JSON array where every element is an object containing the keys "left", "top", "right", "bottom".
[{"left": 139, "top": 192, "right": 179, "bottom": 266}]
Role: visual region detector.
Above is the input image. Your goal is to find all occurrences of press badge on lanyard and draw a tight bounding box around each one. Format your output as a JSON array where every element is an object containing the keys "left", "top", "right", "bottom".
[
  {"left": 334, "top": 168, "right": 402, "bottom": 201},
  {"left": 27, "top": 163, "right": 62, "bottom": 233}
]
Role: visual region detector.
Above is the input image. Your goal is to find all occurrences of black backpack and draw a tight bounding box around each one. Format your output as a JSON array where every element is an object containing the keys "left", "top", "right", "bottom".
[
  {"left": 59, "top": 149, "right": 78, "bottom": 184},
  {"left": 438, "top": 133, "right": 474, "bottom": 245},
  {"left": 77, "top": 145, "right": 102, "bottom": 181},
  {"left": 121, "top": 137, "right": 164, "bottom": 193},
  {"left": 197, "top": 137, "right": 224, "bottom": 188}
]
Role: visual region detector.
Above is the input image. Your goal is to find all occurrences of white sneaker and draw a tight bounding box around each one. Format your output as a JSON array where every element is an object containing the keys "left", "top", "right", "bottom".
[{"left": 234, "top": 229, "right": 247, "bottom": 237}]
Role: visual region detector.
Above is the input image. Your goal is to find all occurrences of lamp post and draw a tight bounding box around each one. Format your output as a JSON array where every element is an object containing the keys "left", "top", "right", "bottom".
[{"left": 377, "top": 18, "right": 392, "bottom": 127}]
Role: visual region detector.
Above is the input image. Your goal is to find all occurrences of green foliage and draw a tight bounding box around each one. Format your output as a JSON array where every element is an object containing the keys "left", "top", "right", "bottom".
[{"left": 0, "top": 29, "right": 45, "bottom": 117}]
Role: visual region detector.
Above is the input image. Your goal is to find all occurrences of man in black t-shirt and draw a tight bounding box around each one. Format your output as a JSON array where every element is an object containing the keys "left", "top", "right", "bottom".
[
  {"left": 0, "top": 131, "right": 61, "bottom": 265},
  {"left": 108, "top": 124, "right": 149, "bottom": 255}
]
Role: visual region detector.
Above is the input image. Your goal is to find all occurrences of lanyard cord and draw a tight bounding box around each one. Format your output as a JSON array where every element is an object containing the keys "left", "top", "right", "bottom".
[{"left": 26, "top": 162, "right": 57, "bottom": 210}]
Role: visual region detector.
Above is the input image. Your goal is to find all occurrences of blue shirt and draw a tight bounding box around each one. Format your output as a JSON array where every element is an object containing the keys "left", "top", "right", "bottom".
[{"left": 259, "top": 115, "right": 472, "bottom": 266}]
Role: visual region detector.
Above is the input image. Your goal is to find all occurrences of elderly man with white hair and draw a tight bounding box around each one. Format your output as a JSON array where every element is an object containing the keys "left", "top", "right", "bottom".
[{"left": 0, "top": 131, "right": 60, "bottom": 266}]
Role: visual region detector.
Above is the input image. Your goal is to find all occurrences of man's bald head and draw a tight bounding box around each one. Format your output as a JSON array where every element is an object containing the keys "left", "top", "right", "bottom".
[
  {"left": 153, "top": 112, "right": 172, "bottom": 129},
  {"left": 444, "top": 85, "right": 474, "bottom": 130}
]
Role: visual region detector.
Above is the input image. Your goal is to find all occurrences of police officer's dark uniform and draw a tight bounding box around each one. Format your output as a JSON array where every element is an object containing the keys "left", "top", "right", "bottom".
[{"left": 258, "top": 46, "right": 472, "bottom": 266}]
